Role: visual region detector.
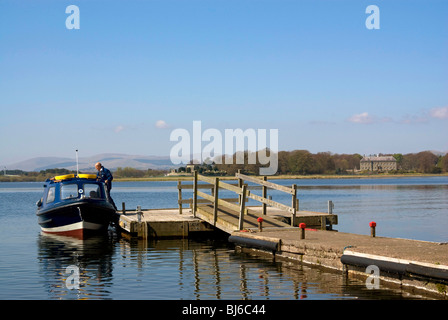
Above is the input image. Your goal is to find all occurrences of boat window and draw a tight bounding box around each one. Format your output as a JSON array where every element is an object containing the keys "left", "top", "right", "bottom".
[
  {"left": 61, "top": 184, "right": 79, "bottom": 200},
  {"left": 84, "top": 184, "right": 102, "bottom": 199},
  {"left": 46, "top": 187, "right": 55, "bottom": 203}
]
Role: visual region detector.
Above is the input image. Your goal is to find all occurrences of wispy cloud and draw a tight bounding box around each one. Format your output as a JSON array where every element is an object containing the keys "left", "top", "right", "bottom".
[
  {"left": 155, "top": 120, "right": 169, "bottom": 129},
  {"left": 399, "top": 113, "right": 429, "bottom": 124},
  {"left": 429, "top": 106, "right": 448, "bottom": 120},
  {"left": 114, "top": 125, "right": 125, "bottom": 133},
  {"left": 347, "top": 112, "right": 375, "bottom": 124},
  {"left": 346, "top": 108, "right": 443, "bottom": 125}
]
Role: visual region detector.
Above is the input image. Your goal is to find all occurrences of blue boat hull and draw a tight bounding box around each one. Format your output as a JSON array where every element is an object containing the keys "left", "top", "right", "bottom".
[{"left": 37, "top": 199, "right": 116, "bottom": 238}]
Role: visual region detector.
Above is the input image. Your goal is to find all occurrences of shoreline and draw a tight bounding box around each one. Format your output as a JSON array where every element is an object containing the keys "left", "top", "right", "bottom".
[
  {"left": 115, "top": 173, "right": 448, "bottom": 182},
  {"left": 1, "top": 173, "right": 447, "bottom": 183}
]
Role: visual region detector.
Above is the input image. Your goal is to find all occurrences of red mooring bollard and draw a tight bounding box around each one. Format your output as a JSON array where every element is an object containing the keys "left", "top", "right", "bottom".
[
  {"left": 369, "top": 221, "right": 377, "bottom": 237},
  {"left": 299, "top": 222, "right": 306, "bottom": 239},
  {"left": 257, "top": 217, "right": 263, "bottom": 232}
]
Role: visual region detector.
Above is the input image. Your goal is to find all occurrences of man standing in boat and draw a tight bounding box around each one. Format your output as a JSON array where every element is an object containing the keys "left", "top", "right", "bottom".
[{"left": 95, "top": 162, "right": 117, "bottom": 210}]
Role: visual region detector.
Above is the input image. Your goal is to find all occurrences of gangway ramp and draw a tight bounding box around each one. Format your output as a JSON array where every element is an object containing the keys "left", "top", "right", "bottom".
[{"left": 177, "top": 171, "right": 337, "bottom": 234}]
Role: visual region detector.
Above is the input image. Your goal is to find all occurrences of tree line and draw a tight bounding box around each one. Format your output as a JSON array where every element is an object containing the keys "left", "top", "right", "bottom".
[
  {"left": 113, "top": 167, "right": 168, "bottom": 178},
  {"left": 0, "top": 168, "right": 78, "bottom": 182},
  {"left": 1, "top": 150, "right": 447, "bottom": 182},
  {"left": 211, "top": 150, "right": 448, "bottom": 176}
]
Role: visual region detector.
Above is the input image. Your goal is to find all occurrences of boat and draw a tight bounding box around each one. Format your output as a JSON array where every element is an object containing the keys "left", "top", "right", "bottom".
[{"left": 36, "top": 173, "right": 117, "bottom": 238}]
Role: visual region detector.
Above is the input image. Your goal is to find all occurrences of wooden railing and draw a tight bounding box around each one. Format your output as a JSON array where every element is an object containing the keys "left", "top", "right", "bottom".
[
  {"left": 235, "top": 171, "right": 297, "bottom": 219},
  {"left": 177, "top": 170, "right": 299, "bottom": 229}
]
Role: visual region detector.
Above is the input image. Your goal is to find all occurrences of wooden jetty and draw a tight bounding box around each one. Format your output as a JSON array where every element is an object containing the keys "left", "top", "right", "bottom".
[{"left": 116, "top": 170, "right": 337, "bottom": 238}]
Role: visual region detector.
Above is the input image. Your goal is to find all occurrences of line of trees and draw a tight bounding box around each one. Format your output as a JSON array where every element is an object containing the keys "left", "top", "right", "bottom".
[
  {"left": 0, "top": 167, "right": 170, "bottom": 181},
  {"left": 113, "top": 167, "right": 168, "bottom": 178},
  {"left": 397, "top": 151, "right": 447, "bottom": 174},
  {"left": 1, "top": 150, "right": 447, "bottom": 182},
  {"left": 209, "top": 150, "right": 362, "bottom": 176},
  {"left": 212, "top": 150, "right": 448, "bottom": 176},
  {"left": 0, "top": 168, "right": 78, "bottom": 182}
]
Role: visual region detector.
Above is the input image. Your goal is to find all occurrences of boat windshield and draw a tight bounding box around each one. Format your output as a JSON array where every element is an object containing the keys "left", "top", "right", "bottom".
[
  {"left": 46, "top": 186, "right": 56, "bottom": 203},
  {"left": 61, "top": 184, "right": 79, "bottom": 200},
  {"left": 84, "top": 183, "right": 102, "bottom": 199}
]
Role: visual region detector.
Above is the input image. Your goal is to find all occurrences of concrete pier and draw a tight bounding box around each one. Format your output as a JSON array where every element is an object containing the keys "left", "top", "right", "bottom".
[{"left": 229, "top": 228, "right": 448, "bottom": 298}]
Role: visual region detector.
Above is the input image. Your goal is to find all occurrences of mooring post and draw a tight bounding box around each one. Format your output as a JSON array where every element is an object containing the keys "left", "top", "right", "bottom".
[
  {"left": 122, "top": 202, "right": 126, "bottom": 215},
  {"left": 257, "top": 217, "right": 263, "bottom": 232},
  {"left": 238, "top": 184, "right": 247, "bottom": 230},
  {"left": 299, "top": 223, "right": 306, "bottom": 239},
  {"left": 370, "top": 221, "right": 377, "bottom": 237},
  {"left": 193, "top": 170, "right": 198, "bottom": 217}
]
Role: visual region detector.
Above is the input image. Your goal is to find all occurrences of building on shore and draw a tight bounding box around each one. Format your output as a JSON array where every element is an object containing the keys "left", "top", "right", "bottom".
[
  {"left": 360, "top": 155, "right": 397, "bottom": 172},
  {"left": 166, "top": 164, "right": 196, "bottom": 177}
]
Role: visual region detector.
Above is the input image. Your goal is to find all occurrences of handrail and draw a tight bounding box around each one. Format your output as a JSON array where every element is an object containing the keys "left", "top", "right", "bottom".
[
  {"left": 246, "top": 191, "right": 294, "bottom": 213},
  {"left": 236, "top": 170, "right": 297, "bottom": 226},
  {"left": 177, "top": 170, "right": 298, "bottom": 229},
  {"left": 198, "top": 175, "right": 243, "bottom": 194},
  {"left": 235, "top": 172, "right": 296, "bottom": 195},
  {"left": 196, "top": 190, "right": 242, "bottom": 213}
]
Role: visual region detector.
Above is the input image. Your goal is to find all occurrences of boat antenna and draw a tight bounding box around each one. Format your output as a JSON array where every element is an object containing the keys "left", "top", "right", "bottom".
[{"left": 75, "top": 149, "right": 79, "bottom": 177}]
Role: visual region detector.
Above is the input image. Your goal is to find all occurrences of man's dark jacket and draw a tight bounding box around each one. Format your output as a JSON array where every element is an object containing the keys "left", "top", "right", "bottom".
[{"left": 97, "top": 166, "right": 113, "bottom": 189}]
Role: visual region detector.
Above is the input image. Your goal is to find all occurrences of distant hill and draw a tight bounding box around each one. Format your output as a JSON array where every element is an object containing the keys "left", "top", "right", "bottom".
[{"left": 5, "top": 153, "right": 175, "bottom": 172}]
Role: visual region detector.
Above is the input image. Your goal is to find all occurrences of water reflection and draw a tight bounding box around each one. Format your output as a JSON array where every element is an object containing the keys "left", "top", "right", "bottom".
[
  {"left": 37, "top": 232, "right": 115, "bottom": 299},
  {"left": 37, "top": 232, "right": 429, "bottom": 300},
  {"left": 116, "top": 238, "right": 429, "bottom": 299}
]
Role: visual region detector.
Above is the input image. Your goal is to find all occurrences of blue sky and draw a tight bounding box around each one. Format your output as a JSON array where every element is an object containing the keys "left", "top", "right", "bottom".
[{"left": 1, "top": 0, "right": 447, "bottom": 165}]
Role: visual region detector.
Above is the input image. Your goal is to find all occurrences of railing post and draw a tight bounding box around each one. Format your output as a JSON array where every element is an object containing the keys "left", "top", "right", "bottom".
[
  {"left": 238, "top": 184, "right": 247, "bottom": 230},
  {"left": 291, "top": 184, "right": 297, "bottom": 227},
  {"left": 237, "top": 169, "right": 243, "bottom": 205},
  {"left": 262, "top": 176, "right": 267, "bottom": 215},
  {"left": 213, "top": 177, "right": 219, "bottom": 226},
  {"left": 193, "top": 170, "right": 198, "bottom": 217},
  {"left": 178, "top": 180, "right": 183, "bottom": 215}
]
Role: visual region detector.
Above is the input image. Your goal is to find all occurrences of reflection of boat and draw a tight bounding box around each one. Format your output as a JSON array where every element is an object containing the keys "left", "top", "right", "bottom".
[
  {"left": 36, "top": 174, "right": 116, "bottom": 239},
  {"left": 37, "top": 231, "right": 115, "bottom": 299}
]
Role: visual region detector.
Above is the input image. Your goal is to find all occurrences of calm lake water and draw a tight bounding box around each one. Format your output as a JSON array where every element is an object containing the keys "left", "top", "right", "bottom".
[{"left": 0, "top": 176, "right": 447, "bottom": 300}]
